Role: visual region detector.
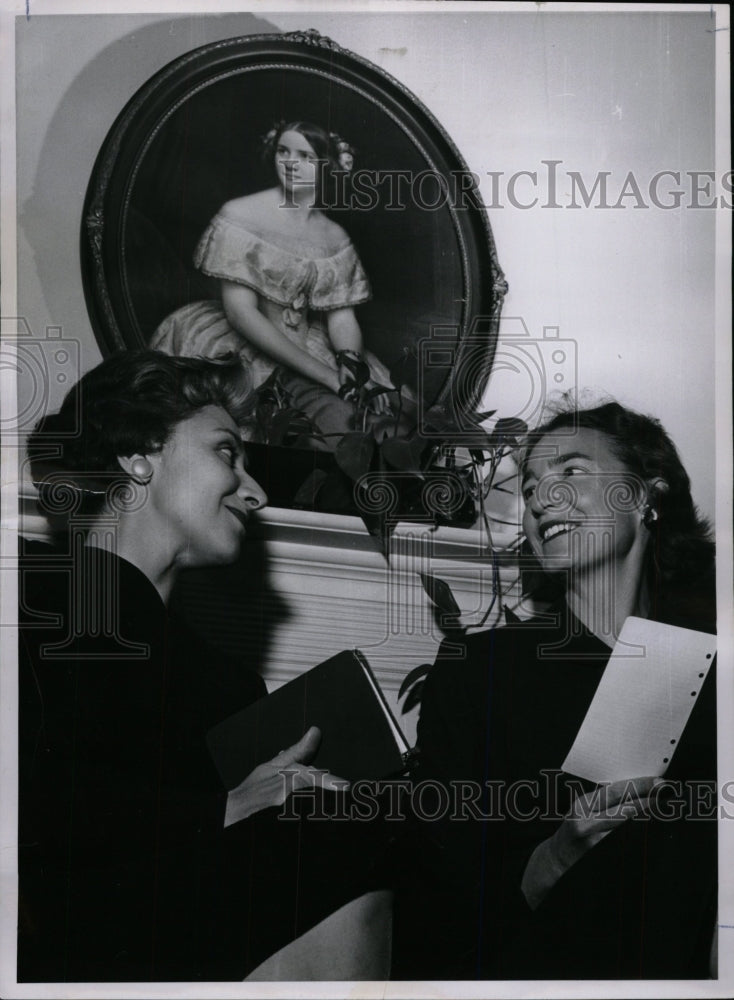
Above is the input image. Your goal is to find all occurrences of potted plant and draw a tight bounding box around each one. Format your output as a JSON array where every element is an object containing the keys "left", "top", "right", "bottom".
[{"left": 244, "top": 355, "right": 527, "bottom": 712}]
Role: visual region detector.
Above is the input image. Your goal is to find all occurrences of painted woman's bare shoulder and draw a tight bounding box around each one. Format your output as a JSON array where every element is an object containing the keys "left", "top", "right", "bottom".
[
  {"left": 218, "top": 189, "right": 279, "bottom": 222},
  {"left": 318, "top": 214, "right": 351, "bottom": 246}
]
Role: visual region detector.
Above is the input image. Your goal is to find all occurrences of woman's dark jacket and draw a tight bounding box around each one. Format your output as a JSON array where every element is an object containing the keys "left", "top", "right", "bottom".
[
  {"left": 392, "top": 604, "right": 717, "bottom": 980},
  {"left": 18, "top": 542, "right": 376, "bottom": 982}
]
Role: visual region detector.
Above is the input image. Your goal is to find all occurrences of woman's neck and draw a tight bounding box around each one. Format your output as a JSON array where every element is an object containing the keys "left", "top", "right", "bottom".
[
  {"left": 85, "top": 517, "right": 177, "bottom": 604},
  {"left": 565, "top": 548, "right": 651, "bottom": 648},
  {"left": 277, "top": 183, "right": 318, "bottom": 218}
]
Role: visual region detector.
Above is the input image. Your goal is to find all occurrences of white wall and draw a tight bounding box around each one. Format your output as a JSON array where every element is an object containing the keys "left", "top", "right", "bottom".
[{"left": 15, "top": 9, "right": 718, "bottom": 520}]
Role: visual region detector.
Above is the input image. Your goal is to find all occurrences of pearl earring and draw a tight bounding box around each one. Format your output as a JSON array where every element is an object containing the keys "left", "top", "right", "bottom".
[{"left": 130, "top": 458, "right": 153, "bottom": 483}]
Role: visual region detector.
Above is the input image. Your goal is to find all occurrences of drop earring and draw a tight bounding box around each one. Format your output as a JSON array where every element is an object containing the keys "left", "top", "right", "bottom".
[{"left": 642, "top": 504, "right": 659, "bottom": 528}]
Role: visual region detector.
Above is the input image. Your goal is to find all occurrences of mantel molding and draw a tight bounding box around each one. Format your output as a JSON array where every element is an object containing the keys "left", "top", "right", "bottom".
[
  {"left": 20, "top": 491, "right": 522, "bottom": 744},
  {"left": 252, "top": 505, "right": 517, "bottom": 558}
]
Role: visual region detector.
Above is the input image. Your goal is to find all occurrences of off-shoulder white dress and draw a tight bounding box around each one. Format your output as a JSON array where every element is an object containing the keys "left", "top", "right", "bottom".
[{"left": 151, "top": 210, "right": 397, "bottom": 442}]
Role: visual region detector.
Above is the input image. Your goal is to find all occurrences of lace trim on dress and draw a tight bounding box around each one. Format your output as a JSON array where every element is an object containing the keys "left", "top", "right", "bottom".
[{"left": 194, "top": 213, "right": 372, "bottom": 317}]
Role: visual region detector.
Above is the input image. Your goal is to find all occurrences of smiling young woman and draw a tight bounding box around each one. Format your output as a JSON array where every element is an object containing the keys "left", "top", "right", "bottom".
[
  {"left": 113, "top": 404, "right": 266, "bottom": 598},
  {"left": 392, "top": 401, "right": 717, "bottom": 981},
  {"left": 520, "top": 425, "right": 664, "bottom": 646}
]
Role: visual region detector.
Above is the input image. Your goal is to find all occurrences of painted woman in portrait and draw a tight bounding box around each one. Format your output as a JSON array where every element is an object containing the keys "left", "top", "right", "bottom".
[{"left": 151, "top": 120, "right": 405, "bottom": 448}]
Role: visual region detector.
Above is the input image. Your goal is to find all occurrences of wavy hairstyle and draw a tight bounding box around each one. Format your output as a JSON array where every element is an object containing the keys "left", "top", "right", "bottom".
[
  {"left": 519, "top": 400, "right": 715, "bottom": 627},
  {"left": 261, "top": 120, "right": 353, "bottom": 207},
  {"left": 28, "top": 350, "right": 253, "bottom": 527}
]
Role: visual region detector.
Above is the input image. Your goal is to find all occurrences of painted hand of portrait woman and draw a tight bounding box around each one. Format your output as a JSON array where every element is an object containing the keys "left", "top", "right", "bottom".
[{"left": 223, "top": 725, "right": 349, "bottom": 827}]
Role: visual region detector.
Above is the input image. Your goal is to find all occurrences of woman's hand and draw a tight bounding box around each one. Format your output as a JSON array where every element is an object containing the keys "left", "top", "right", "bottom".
[
  {"left": 362, "top": 379, "right": 394, "bottom": 416},
  {"left": 223, "top": 726, "right": 349, "bottom": 828},
  {"left": 335, "top": 357, "right": 394, "bottom": 416},
  {"left": 336, "top": 361, "right": 360, "bottom": 402},
  {"left": 521, "top": 776, "right": 660, "bottom": 909},
  {"left": 221, "top": 282, "right": 341, "bottom": 391}
]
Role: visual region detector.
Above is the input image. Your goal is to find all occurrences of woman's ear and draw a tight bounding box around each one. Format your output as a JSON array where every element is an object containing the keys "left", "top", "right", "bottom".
[
  {"left": 642, "top": 477, "right": 669, "bottom": 527},
  {"left": 117, "top": 454, "right": 154, "bottom": 484}
]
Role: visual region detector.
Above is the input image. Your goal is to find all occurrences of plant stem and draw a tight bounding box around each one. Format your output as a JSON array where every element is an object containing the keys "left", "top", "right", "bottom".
[
  {"left": 473, "top": 451, "right": 502, "bottom": 628},
  {"left": 392, "top": 389, "right": 403, "bottom": 438}
]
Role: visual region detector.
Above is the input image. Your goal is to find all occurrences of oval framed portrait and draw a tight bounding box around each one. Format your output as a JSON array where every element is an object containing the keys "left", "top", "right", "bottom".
[{"left": 82, "top": 29, "right": 505, "bottom": 424}]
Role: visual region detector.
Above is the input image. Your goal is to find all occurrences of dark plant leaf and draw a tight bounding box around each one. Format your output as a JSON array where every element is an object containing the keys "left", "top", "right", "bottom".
[
  {"left": 458, "top": 410, "right": 487, "bottom": 431},
  {"left": 268, "top": 408, "right": 304, "bottom": 446},
  {"left": 420, "top": 408, "right": 495, "bottom": 450},
  {"left": 254, "top": 367, "right": 281, "bottom": 399},
  {"left": 361, "top": 512, "right": 397, "bottom": 561},
  {"left": 489, "top": 417, "right": 529, "bottom": 447},
  {"left": 493, "top": 470, "right": 520, "bottom": 490},
  {"left": 398, "top": 663, "right": 432, "bottom": 700},
  {"left": 335, "top": 432, "right": 375, "bottom": 482},
  {"left": 475, "top": 409, "right": 497, "bottom": 421},
  {"left": 380, "top": 435, "right": 426, "bottom": 472},
  {"left": 389, "top": 347, "right": 417, "bottom": 392},
  {"left": 255, "top": 369, "right": 293, "bottom": 410},
  {"left": 469, "top": 448, "right": 488, "bottom": 466},
  {"left": 419, "top": 403, "right": 461, "bottom": 436},
  {"left": 363, "top": 384, "right": 393, "bottom": 401},
  {"left": 293, "top": 469, "right": 329, "bottom": 507},
  {"left": 441, "top": 614, "right": 465, "bottom": 634},
  {"left": 316, "top": 471, "right": 356, "bottom": 512},
  {"left": 503, "top": 603, "right": 523, "bottom": 625},
  {"left": 494, "top": 417, "right": 528, "bottom": 436},
  {"left": 441, "top": 430, "right": 495, "bottom": 451},
  {"left": 338, "top": 354, "right": 370, "bottom": 387},
  {"left": 255, "top": 402, "right": 278, "bottom": 433},
  {"left": 283, "top": 418, "right": 326, "bottom": 442},
  {"left": 401, "top": 679, "right": 425, "bottom": 714},
  {"left": 419, "top": 572, "right": 461, "bottom": 616},
  {"left": 488, "top": 431, "right": 515, "bottom": 448},
  {"left": 255, "top": 396, "right": 278, "bottom": 415},
  {"left": 256, "top": 389, "right": 280, "bottom": 407}
]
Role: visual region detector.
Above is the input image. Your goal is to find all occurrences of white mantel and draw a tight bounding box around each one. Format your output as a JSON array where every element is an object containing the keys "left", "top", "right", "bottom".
[{"left": 20, "top": 496, "right": 521, "bottom": 745}]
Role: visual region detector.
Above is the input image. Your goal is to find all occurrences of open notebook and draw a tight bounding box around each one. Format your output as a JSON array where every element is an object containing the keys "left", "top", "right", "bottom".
[
  {"left": 562, "top": 617, "right": 716, "bottom": 783},
  {"left": 206, "top": 649, "right": 413, "bottom": 789}
]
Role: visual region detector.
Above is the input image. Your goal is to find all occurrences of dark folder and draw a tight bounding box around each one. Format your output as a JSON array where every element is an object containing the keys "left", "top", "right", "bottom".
[{"left": 206, "top": 649, "right": 413, "bottom": 789}]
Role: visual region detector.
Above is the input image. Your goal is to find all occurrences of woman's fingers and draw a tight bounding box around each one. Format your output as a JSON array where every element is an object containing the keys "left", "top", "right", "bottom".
[
  {"left": 570, "top": 776, "right": 660, "bottom": 817},
  {"left": 224, "top": 729, "right": 348, "bottom": 826},
  {"left": 269, "top": 727, "right": 350, "bottom": 791},
  {"left": 575, "top": 795, "right": 654, "bottom": 833},
  {"left": 371, "top": 392, "right": 392, "bottom": 416},
  {"left": 288, "top": 764, "right": 350, "bottom": 793},
  {"left": 557, "top": 777, "right": 661, "bottom": 855},
  {"left": 598, "top": 775, "right": 661, "bottom": 807},
  {"left": 534, "top": 777, "right": 662, "bottom": 887},
  {"left": 271, "top": 725, "right": 322, "bottom": 767},
  {"left": 562, "top": 778, "right": 661, "bottom": 854}
]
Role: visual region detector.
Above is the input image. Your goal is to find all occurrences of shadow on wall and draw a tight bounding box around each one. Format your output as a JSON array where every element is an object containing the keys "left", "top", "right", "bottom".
[
  {"left": 19, "top": 14, "right": 293, "bottom": 671},
  {"left": 19, "top": 12, "right": 279, "bottom": 364}
]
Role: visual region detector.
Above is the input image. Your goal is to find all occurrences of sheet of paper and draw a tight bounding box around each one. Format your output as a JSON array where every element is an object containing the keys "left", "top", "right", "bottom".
[{"left": 562, "top": 617, "right": 716, "bottom": 783}]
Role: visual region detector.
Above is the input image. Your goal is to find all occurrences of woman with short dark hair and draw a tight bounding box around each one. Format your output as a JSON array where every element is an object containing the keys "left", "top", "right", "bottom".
[{"left": 19, "top": 350, "right": 391, "bottom": 983}]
